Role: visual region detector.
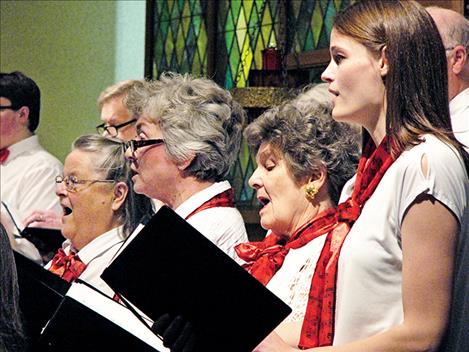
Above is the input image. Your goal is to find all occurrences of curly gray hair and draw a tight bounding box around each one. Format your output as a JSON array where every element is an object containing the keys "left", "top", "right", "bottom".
[
  {"left": 126, "top": 72, "right": 246, "bottom": 181},
  {"left": 72, "top": 135, "right": 152, "bottom": 237},
  {"left": 244, "top": 98, "right": 360, "bottom": 204}
]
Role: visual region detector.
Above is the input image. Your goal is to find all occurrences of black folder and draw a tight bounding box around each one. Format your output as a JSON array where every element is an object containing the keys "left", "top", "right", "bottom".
[
  {"left": 20, "top": 227, "right": 65, "bottom": 263},
  {"left": 38, "top": 281, "right": 162, "bottom": 352},
  {"left": 14, "top": 251, "right": 70, "bottom": 347},
  {"left": 101, "top": 206, "right": 292, "bottom": 352}
]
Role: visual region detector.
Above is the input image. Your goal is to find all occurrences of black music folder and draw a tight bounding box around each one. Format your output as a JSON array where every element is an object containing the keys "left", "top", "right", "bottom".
[
  {"left": 20, "top": 227, "right": 65, "bottom": 263},
  {"left": 101, "top": 205, "right": 292, "bottom": 352},
  {"left": 38, "top": 280, "right": 166, "bottom": 352},
  {"left": 14, "top": 251, "right": 70, "bottom": 346}
]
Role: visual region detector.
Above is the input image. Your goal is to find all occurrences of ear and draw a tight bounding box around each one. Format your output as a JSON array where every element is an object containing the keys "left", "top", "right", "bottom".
[
  {"left": 308, "top": 165, "right": 328, "bottom": 192},
  {"left": 450, "top": 45, "right": 467, "bottom": 75},
  {"left": 177, "top": 154, "right": 196, "bottom": 171},
  {"left": 379, "top": 46, "right": 389, "bottom": 77},
  {"left": 111, "top": 181, "right": 128, "bottom": 212},
  {"left": 17, "top": 106, "right": 30, "bottom": 126}
]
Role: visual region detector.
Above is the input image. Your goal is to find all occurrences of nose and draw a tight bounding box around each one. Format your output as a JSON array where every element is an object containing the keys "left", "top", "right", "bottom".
[
  {"left": 248, "top": 167, "right": 262, "bottom": 190},
  {"left": 124, "top": 146, "right": 136, "bottom": 163},
  {"left": 321, "top": 60, "right": 335, "bottom": 83},
  {"left": 55, "top": 179, "right": 67, "bottom": 197}
]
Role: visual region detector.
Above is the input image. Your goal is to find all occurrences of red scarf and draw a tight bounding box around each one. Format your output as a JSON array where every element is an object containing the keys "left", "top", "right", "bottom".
[
  {"left": 236, "top": 137, "right": 399, "bottom": 348},
  {"left": 48, "top": 248, "right": 87, "bottom": 283},
  {"left": 0, "top": 148, "right": 10, "bottom": 164},
  {"left": 185, "top": 188, "right": 235, "bottom": 220}
]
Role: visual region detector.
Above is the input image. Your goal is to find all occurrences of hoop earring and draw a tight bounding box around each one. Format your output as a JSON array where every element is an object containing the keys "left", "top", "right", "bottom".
[{"left": 305, "top": 183, "right": 318, "bottom": 202}]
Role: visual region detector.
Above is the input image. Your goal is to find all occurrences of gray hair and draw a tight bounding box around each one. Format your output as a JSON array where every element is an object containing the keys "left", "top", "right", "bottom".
[
  {"left": 97, "top": 79, "right": 144, "bottom": 111},
  {"left": 292, "top": 83, "right": 332, "bottom": 112},
  {"left": 244, "top": 99, "right": 360, "bottom": 204},
  {"left": 72, "top": 134, "right": 152, "bottom": 237},
  {"left": 126, "top": 72, "right": 246, "bottom": 181}
]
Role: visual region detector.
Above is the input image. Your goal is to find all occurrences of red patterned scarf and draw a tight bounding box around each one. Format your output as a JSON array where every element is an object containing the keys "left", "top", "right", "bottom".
[
  {"left": 48, "top": 248, "right": 87, "bottom": 283},
  {"left": 236, "top": 136, "right": 399, "bottom": 348},
  {"left": 185, "top": 188, "right": 235, "bottom": 220}
]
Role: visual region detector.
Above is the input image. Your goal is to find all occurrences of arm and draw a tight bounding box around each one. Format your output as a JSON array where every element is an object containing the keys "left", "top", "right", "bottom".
[{"left": 255, "top": 194, "right": 457, "bottom": 352}]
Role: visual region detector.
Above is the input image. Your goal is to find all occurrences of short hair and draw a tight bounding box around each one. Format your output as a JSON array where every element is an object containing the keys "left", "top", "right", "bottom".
[
  {"left": 292, "top": 83, "right": 331, "bottom": 112},
  {"left": 0, "top": 71, "right": 41, "bottom": 132},
  {"left": 427, "top": 6, "right": 469, "bottom": 50},
  {"left": 244, "top": 97, "right": 360, "bottom": 204},
  {"left": 333, "top": 0, "right": 467, "bottom": 166},
  {"left": 126, "top": 72, "right": 246, "bottom": 181},
  {"left": 72, "top": 135, "right": 152, "bottom": 237},
  {"left": 97, "top": 80, "right": 144, "bottom": 111}
]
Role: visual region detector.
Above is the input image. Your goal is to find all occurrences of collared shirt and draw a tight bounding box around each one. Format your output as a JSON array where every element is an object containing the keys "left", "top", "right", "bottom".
[
  {"left": 1, "top": 135, "right": 62, "bottom": 222},
  {"left": 450, "top": 87, "right": 469, "bottom": 152},
  {"left": 46, "top": 226, "right": 126, "bottom": 297},
  {"left": 175, "top": 180, "right": 248, "bottom": 263}
]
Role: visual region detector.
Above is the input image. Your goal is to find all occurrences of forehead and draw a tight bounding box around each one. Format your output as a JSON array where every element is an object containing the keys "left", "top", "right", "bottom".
[
  {"left": 0, "top": 97, "right": 12, "bottom": 105},
  {"left": 256, "top": 142, "right": 282, "bottom": 161},
  {"left": 63, "top": 149, "right": 98, "bottom": 175},
  {"left": 100, "top": 95, "right": 131, "bottom": 124},
  {"left": 136, "top": 116, "right": 161, "bottom": 133}
]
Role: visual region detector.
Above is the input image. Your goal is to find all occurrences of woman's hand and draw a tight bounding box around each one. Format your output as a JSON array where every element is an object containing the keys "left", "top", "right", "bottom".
[{"left": 23, "top": 210, "right": 62, "bottom": 229}]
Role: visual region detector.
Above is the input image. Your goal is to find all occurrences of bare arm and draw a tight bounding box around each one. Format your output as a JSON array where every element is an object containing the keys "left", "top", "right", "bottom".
[{"left": 255, "top": 195, "right": 458, "bottom": 352}]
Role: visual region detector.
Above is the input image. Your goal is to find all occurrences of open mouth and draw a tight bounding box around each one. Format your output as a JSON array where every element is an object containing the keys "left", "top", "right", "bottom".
[
  {"left": 258, "top": 196, "right": 270, "bottom": 209},
  {"left": 63, "top": 206, "right": 72, "bottom": 216}
]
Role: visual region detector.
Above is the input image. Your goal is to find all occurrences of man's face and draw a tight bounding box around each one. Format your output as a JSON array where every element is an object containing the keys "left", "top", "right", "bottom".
[
  {"left": 0, "top": 97, "right": 22, "bottom": 149},
  {"left": 99, "top": 95, "right": 136, "bottom": 141}
]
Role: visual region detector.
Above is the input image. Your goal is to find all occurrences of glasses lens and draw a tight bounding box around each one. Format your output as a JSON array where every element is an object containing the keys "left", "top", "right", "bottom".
[{"left": 106, "top": 126, "right": 118, "bottom": 137}]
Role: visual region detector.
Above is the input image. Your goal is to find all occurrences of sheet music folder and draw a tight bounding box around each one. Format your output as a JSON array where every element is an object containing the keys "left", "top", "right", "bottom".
[
  {"left": 101, "top": 205, "right": 292, "bottom": 352},
  {"left": 38, "top": 280, "right": 165, "bottom": 352},
  {"left": 14, "top": 251, "right": 70, "bottom": 345}
]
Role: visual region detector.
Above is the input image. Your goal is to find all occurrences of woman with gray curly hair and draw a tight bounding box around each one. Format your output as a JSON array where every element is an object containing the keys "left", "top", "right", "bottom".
[
  {"left": 124, "top": 72, "right": 248, "bottom": 261},
  {"left": 235, "top": 89, "right": 360, "bottom": 337},
  {"left": 46, "top": 134, "right": 152, "bottom": 296}
]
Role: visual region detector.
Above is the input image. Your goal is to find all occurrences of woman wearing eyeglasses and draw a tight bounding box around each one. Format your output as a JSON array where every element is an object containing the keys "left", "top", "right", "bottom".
[
  {"left": 46, "top": 134, "right": 152, "bottom": 296},
  {"left": 123, "top": 72, "right": 248, "bottom": 262}
]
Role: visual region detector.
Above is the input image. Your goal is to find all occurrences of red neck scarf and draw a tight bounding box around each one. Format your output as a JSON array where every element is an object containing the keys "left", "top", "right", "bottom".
[
  {"left": 185, "top": 188, "right": 235, "bottom": 220},
  {"left": 48, "top": 248, "right": 87, "bottom": 283},
  {"left": 0, "top": 148, "right": 10, "bottom": 164},
  {"left": 236, "top": 136, "right": 399, "bottom": 348}
]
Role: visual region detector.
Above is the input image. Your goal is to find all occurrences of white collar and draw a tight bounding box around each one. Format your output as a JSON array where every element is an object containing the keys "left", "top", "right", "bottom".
[
  {"left": 174, "top": 180, "right": 232, "bottom": 219},
  {"left": 450, "top": 87, "right": 469, "bottom": 117}
]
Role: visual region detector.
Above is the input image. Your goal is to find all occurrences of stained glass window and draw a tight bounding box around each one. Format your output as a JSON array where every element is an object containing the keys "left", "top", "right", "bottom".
[{"left": 148, "top": 0, "right": 356, "bottom": 207}]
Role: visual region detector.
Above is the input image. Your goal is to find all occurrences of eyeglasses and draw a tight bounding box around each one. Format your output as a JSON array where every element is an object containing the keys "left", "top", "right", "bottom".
[
  {"left": 0, "top": 105, "right": 21, "bottom": 111},
  {"left": 122, "top": 139, "right": 165, "bottom": 155},
  {"left": 96, "top": 118, "right": 137, "bottom": 137},
  {"left": 55, "top": 175, "right": 115, "bottom": 193}
]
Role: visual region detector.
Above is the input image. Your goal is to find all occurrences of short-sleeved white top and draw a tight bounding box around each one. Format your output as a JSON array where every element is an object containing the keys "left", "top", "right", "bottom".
[{"left": 334, "top": 134, "right": 469, "bottom": 345}]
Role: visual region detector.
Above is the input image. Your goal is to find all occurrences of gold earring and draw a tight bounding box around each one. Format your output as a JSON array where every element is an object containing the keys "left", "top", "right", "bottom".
[{"left": 305, "top": 183, "right": 318, "bottom": 202}]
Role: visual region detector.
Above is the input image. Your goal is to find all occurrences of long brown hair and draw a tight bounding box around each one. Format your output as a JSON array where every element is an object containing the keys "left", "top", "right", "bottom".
[{"left": 334, "top": 0, "right": 469, "bottom": 170}]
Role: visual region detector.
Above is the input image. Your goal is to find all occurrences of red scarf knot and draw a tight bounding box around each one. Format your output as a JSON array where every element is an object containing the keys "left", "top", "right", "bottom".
[
  {"left": 48, "top": 248, "right": 87, "bottom": 283},
  {"left": 0, "top": 148, "right": 10, "bottom": 164}
]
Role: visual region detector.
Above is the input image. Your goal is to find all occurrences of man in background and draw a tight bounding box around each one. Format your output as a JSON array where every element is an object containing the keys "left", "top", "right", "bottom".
[
  {"left": 427, "top": 7, "right": 469, "bottom": 352},
  {"left": 0, "top": 71, "right": 62, "bottom": 225},
  {"left": 427, "top": 6, "right": 469, "bottom": 151},
  {"left": 96, "top": 79, "right": 143, "bottom": 141}
]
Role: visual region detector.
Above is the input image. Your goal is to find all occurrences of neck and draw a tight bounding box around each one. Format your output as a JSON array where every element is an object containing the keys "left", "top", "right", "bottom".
[
  {"left": 167, "top": 177, "right": 215, "bottom": 209},
  {"left": 0, "top": 130, "right": 34, "bottom": 149},
  {"left": 449, "top": 79, "right": 469, "bottom": 102},
  {"left": 364, "top": 108, "right": 387, "bottom": 147}
]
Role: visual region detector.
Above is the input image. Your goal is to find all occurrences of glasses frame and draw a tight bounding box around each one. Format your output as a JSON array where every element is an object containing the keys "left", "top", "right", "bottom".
[
  {"left": 0, "top": 105, "right": 22, "bottom": 111},
  {"left": 55, "top": 175, "right": 116, "bottom": 193},
  {"left": 96, "top": 118, "right": 137, "bottom": 137},
  {"left": 123, "top": 139, "right": 165, "bottom": 155}
]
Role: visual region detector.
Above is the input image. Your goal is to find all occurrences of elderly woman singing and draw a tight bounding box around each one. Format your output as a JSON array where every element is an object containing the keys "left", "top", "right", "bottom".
[
  {"left": 123, "top": 72, "right": 248, "bottom": 261},
  {"left": 46, "top": 135, "right": 152, "bottom": 296}
]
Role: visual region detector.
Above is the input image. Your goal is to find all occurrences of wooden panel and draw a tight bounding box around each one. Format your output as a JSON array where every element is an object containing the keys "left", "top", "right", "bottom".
[{"left": 417, "top": 0, "right": 463, "bottom": 13}]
